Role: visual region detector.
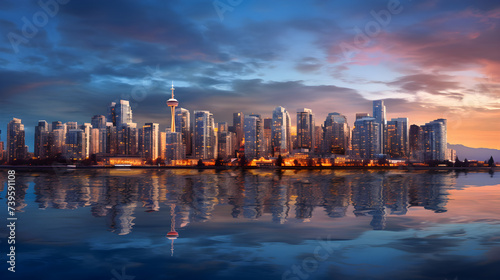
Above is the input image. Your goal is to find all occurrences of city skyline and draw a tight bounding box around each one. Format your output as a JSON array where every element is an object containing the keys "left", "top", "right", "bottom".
[
  {"left": 0, "top": 1, "right": 499, "bottom": 151},
  {"left": 0, "top": 96, "right": 461, "bottom": 165}
]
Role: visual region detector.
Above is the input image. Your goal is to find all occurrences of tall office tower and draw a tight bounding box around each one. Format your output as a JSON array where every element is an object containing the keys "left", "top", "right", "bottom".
[
  {"left": 7, "top": 118, "right": 26, "bottom": 163},
  {"left": 117, "top": 123, "right": 138, "bottom": 155},
  {"left": 137, "top": 127, "right": 144, "bottom": 156},
  {"left": 49, "top": 128, "right": 65, "bottom": 157},
  {"left": 142, "top": 123, "right": 160, "bottom": 161},
  {"left": 297, "top": 108, "right": 315, "bottom": 152},
  {"left": 165, "top": 130, "right": 183, "bottom": 163},
  {"left": 271, "top": 106, "right": 291, "bottom": 156},
  {"left": 110, "top": 100, "right": 133, "bottom": 127},
  {"left": 373, "top": 100, "right": 387, "bottom": 154},
  {"left": 175, "top": 108, "right": 191, "bottom": 156},
  {"left": 66, "top": 121, "right": 78, "bottom": 130},
  {"left": 244, "top": 115, "right": 263, "bottom": 159},
  {"left": 89, "top": 128, "right": 101, "bottom": 155},
  {"left": 385, "top": 118, "right": 409, "bottom": 159},
  {"left": 322, "top": 112, "right": 350, "bottom": 155},
  {"left": 263, "top": 118, "right": 272, "bottom": 157},
  {"left": 409, "top": 124, "right": 423, "bottom": 161},
  {"left": 79, "top": 123, "right": 92, "bottom": 159},
  {"left": 351, "top": 116, "right": 380, "bottom": 159},
  {"left": 104, "top": 122, "right": 117, "bottom": 154},
  {"left": 91, "top": 115, "right": 106, "bottom": 129},
  {"left": 193, "top": 111, "right": 216, "bottom": 159},
  {"left": 314, "top": 125, "right": 323, "bottom": 154},
  {"left": 107, "top": 102, "right": 117, "bottom": 126},
  {"left": 159, "top": 131, "right": 166, "bottom": 161},
  {"left": 66, "top": 129, "right": 86, "bottom": 160},
  {"left": 35, "top": 120, "right": 50, "bottom": 159},
  {"left": 421, "top": 119, "right": 447, "bottom": 162},
  {"left": 217, "top": 122, "right": 234, "bottom": 159},
  {"left": 233, "top": 112, "right": 244, "bottom": 152}
]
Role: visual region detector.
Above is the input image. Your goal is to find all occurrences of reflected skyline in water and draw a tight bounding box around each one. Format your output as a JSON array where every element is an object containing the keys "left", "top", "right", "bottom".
[{"left": 2, "top": 170, "right": 457, "bottom": 234}]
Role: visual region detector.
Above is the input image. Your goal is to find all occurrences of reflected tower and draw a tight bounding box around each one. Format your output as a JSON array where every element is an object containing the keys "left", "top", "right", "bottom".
[{"left": 166, "top": 204, "right": 179, "bottom": 256}]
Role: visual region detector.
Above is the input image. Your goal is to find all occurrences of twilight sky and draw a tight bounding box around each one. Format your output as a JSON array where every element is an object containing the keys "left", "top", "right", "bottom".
[{"left": 1, "top": 0, "right": 499, "bottom": 151}]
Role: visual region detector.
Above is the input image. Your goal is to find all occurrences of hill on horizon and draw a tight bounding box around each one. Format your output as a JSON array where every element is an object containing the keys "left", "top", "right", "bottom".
[{"left": 448, "top": 144, "right": 500, "bottom": 162}]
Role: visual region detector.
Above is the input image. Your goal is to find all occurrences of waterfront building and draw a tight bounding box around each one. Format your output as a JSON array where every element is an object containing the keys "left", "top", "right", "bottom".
[{"left": 296, "top": 108, "right": 315, "bottom": 153}]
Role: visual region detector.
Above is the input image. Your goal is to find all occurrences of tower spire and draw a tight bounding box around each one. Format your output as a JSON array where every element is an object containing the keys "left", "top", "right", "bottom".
[{"left": 171, "top": 81, "right": 175, "bottom": 98}]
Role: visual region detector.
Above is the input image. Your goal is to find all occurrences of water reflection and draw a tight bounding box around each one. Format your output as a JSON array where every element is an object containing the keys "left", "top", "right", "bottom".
[{"left": 1, "top": 170, "right": 457, "bottom": 234}]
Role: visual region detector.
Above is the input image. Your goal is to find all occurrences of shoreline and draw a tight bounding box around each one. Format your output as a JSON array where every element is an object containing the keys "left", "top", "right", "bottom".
[{"left": 0, "top": 165, "right": 497, "bottom": 172}]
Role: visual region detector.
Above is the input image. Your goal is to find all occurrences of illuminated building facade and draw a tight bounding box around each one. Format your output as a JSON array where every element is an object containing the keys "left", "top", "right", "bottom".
[
  {"left": 422, "top": 119, "right": 447, "bottom": 161},
  {"left": 7, "top": 118, "right": 26, "bottom": 163},
  {"left": 244, "top": 114, "right": 263, "bottom": 159},
  {"left": 352, "top": 116, "right": 380, "bottom": 159},
  {"left": 373, "top": 100, "right": 386, "bottom": 154},
  {"left": 175, "top": 108, "right": 191, "bottom": 157},
  {"left": 271, "top": 106, "right": 292, "bottom": 156},
  {"left": 193, "top": 110, "right": 216, "bottom": 159},
  {"left": 322, "top": 112, "right": 350, "bottom": 155},
  {"left": 385, "top": 118, "right": 408, "bottom": 159},
  {"left": 296, "top": 108, "right": 315, "bottom": 153}
]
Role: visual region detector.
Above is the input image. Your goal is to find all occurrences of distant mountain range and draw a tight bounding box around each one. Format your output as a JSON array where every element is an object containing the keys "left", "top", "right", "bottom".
[{"left": 448, "top": 144, "right": 500, "bottom": 162}]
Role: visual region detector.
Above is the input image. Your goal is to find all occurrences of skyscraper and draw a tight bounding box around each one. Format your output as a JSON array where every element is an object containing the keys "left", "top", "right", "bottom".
[
  {"left": 165, "top": 131, "right": 183, "bottom": 163},
  {"left": 7, "top": 118, "right": 26, "bottom": 163},
  {"left": 35, "top": 120, "right": 50, "bottom": 159},
  {"left": 108, "top": 100, "right": 133, "bottom": 127},
  {"left": 175, "top": 107, "right": 191, "bottom": 156},
  {"left": 79, "top": 123, "right": 92, "bottom": 159},
  {"left": 297, "top": 108, "right": 315, "bottom": 152},
  {"left": 244, "top": 114, "right": 263, "bottom": 159},
  {"left": 104, "top": 122, "right": 117, "bottom": 155},
  {"left": 422, "top": 119, "right": 447, "bottom": 162},
  {"left": 193, "top": 110, "right": 216, "bottom": 159},
  {"left": 271, "top": 106, "right": 291, "bottom": 156},
  {"left": 107, "top": 102, "right": 116, "bottom": 126},
  {"left": 142, "top": 123, "right": 159, "bottom": 161},
  {"left": 373, "top": 100, "right": 386, "bottom": 154},
  {"left": 49, "top": 122, "right": 65, "bottom": 157},
  {"left": 217, "top": 122, "right": 234, "bottom": 159},
  {"left": 352, "top": 116, "right": 380, "bottom": 159},
  {"left": 89, "top": 128, "right": 100, "bottom": 156},
  {"left": 263, "top": 118, "right": 272, "bottom": 157},
  {"left": 117, "top": 123, "right": 138, "bottom": 155},
  {"left": 385, "top": 118, "right": 409, "bottom": 158},
  {"left": 159, "top": 131, "right": 166, "bottom": 161},
  {"left": 233, "top": 112, "right": 244, "bottom": 152},
  {"left": 66, "top": 129, "right": 86, "bottom": 160},
  {"left": 322, "top": 112, "right": 350, "bottom": 155},
  {"left": 409, "top": 124, "right": 423, "bottom": 162}
]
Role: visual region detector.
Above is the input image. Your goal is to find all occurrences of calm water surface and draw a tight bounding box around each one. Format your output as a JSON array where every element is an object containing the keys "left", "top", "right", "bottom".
[{"left": 0, "top": 169, "right": 499, "bottom": 280}]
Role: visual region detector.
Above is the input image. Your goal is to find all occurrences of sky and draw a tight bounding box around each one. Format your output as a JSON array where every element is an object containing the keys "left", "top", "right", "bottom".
[{"left": 0, "top": 0, "right": 499, "bottom": 151}]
